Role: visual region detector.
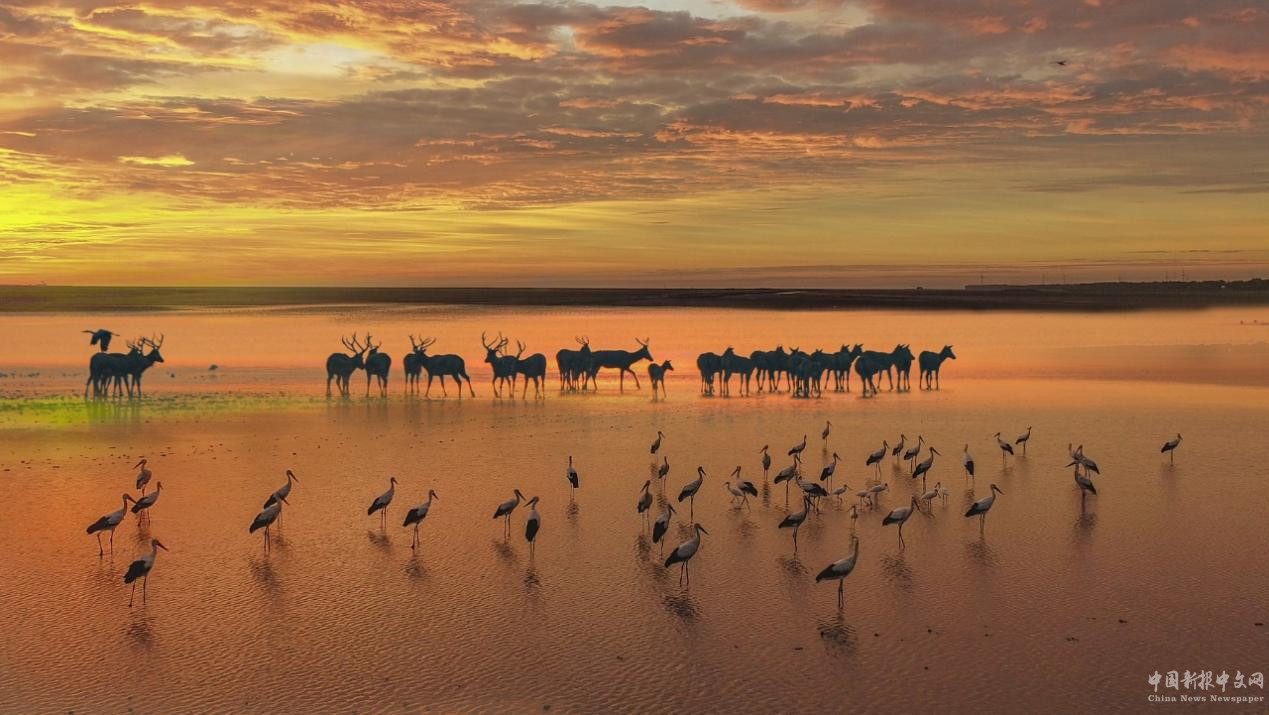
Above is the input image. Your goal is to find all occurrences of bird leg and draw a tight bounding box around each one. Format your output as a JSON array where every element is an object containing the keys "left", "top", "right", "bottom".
[
  {"left": 143, "top": 574, "right": 148, "bottom": 603},
  {"left": 109, "top": 530, "right": 115, "bottom": 553},
  {"left": 129, "top": 582, "right": 137, "bottom": 607},
  {"left": 97, "top": 533, "right": 104, "bottom": 556}
]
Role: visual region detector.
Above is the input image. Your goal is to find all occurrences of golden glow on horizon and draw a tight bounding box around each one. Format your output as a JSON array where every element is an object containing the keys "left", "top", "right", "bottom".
[{"left": 0, "top": 0, "right": 1266, "bottom": 286}]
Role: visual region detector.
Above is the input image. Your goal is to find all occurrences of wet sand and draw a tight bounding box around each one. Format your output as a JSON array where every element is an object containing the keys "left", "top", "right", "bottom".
[{"left": 1, "top": 307, "right": 1267, "bottom": 712}]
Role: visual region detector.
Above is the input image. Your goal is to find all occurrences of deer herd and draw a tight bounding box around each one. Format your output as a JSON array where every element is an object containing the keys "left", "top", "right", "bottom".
[{"left": 80, "top": 328, "right": 955, "bottom": 400}]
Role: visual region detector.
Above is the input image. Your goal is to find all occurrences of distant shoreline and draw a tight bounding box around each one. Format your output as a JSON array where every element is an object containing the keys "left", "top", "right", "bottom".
[{"left": 2, "top": 280, "right": 1267, "bottom": 313}]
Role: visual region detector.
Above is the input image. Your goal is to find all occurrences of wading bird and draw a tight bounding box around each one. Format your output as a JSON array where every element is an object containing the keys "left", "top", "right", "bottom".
[
  {"left": 367, "top": 477, "right": 398, "bottom": 527},
  {"left": 124, "top": 538, "right": 168, "bottom": 607},
  {"left": 868, "top": 482, "right": 889, "bottom": 502},
  {"left": 566, "top": 456, "right": 579, "bottom": 495},
  {"left": 637, "top": 480, "right": 653, "bottom": 520},
  {"left": 831, "top": 484, "right": 851, "bottom": 502},
  {"left": 938, "top": 484, "right": 950, "bottom": 504},
  {"left": 883, "top": 497, "right": 919, "bottom": 549},
  {"left": 822, "top": 421, "right": 832, "bottom": 446},
  {"left": 249, "top": 494, "right": 288, "bottom": 551},
  {"left": 524, "top": 497, "right": 541, "bottom": 553},
  {"left": 494, "top": 489, "right": 527, "bottom": 535},
  {"left": 652, "top": 503, "right": 676, "bottom": 551},
  {"left": 134, "top": 459, "right": 153, "bottom": 495},
  {"left": 994, "top": 433, "right": 1015, "bottom": 459},
  {"left": 963, "top": 444, "right": 975, "bottom": 477},
  {"left": 865, "top": 441, "right": 888, "bottom": 476},
  {"left": 815, "top": 536, "right": 860, "bottom": 607},
  {"left": 658, "top": 457, "right": 670, "bottom": 487},
  {"left": 1070, "top": 463, "right": 1097, "bottom": 500},
  {"left": 903, "top": 436, "right": 924, "bottom": 472},
  {"left": 919, "top": 482, "right": 941, "bottom": 510},
  {"left": 651, "top": 431, "right": 664, "bottom": 455},
  {"left": 778, "top": 496, "right": 811, "bottom": 550},
  {"left": 731, "top": 466, "right": 758, "bottom": 499},
  {"left": 678, "top": 467, "right": 705, "bottom": 519},
  {"left": 724, "top": 480, "right": 752, "bottom": 509},
  {"left": 760, "top": 445, "right": 772, "bottom": 479},
  {"left": 820, "top": 452, "right": 841, "bottom": 489},
  {"left": 855, "top": 487, "right": 873, "bottom": 507},
  {"left": 665, "top": 523, "right": 708, "bottom": 585},
  {"left": 774, "top": 455, "right": 801, "bottom": 503},
  {"left": 912, "top": 447, "right": 940, "bottom": 490},
  {"left": 129, "top": 482, "right": 162, "bottom": 521},
  {"left": 1161, "top": 433, "right": 1183, "bottom": 464},
  {"left": 402, "top": 489, "right": 438, "bottom": 549},
  {"left": 965, "top": 483, "right": 1004, "bottom": 531},
  {"left": 86, "top": 494, "right": 132, "bottom": 555},
  {"left": 892, "top": 434, "right": 906, "bottom": 463},
  {"left": 1073, "top": 445, "right": 1100, "bottom": 474},
  {"left": 1015, "top": 427, "right": 1032, "bottom": 455},
  {"left": 264, "top": 470, "right": 299, "bottom": 510},
  {"left": 789, "top": 434, "right": 807, "bottom": 457}
]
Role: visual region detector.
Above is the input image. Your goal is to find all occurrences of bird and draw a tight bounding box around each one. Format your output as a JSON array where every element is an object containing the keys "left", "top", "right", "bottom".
[
  {"left": 494, "top": 489, "right": 527, "bottom": 535},
  {"left": 963, "top": 444, "right": 975, "bottom": 477},
  {"left": 524, "top": 497, "right": 541, "bottom": 553},
  {"left": 678, "top": 467, "right": 705, "bottom": 518},
  {"left": 1161, "top": 433, "right": 1183, "bottom": 464},
  {"left": 637, "top": 480, "right": 654, "bottom": 519},
  {"left": 652, "top": 503, "right": 676, "bottom": 549},
  {"left": 938, "top": 484, "right": 950, "bottom": 504},
  {"left": 1015, "top": 427, "right": 1032, "bottom": 455},
  {"left": 566, "top": 456, "right": 579, "bottom": 494},
  {"left": 658, "top": 456, "right": 670, "bottom": 483},
  {"left": 821, "top": 420, "right": 832, "bottom": 445},
  {"left": 731, "top": 466, "right": 758, "bottom": 498},
  {"left": 883, "top": 496, "right": 919, "bottom": 548},
  {"left": 402, "top": 489, "right": 438, "bottom": 549},
  {"left": 664, "top": 523, "right": 708, "bottom": 585},
  {"left": 815, "top": 536, "right": 860, "bottom": 606},
  {"left": 865, "top": 441, "right": 888, "bottom": 476},
  {"left": 848, "top": 504, "right": 859, "bottom": 528},
  {"left": 919, "top": 482, "right": 940, "bottom": 509},
  {"left": 134, "top": 459, "right": 153, "bottom": 495},
  {"left": 868, "top": 482, "right": 889, "bottom": 502},
  {"left": 774, "top": 455, "right": 801, "bottom": 492},
  {"left": 124, "top": 538, "right": 168, "bottom": 607},
  {"left": 263, "top": 469, "right": 299, "bottom": 510},
  {"left": 86, "top": 494, "right": 132, "bottom": 555},
  {"left": 367, "top": 476, "right": 398, "bottom": 526},
  {"left": 724, "top": 480, "right": 751, "bottom": 509},
  {"left": 831, "top": 483, "right": 851, "bottom": 502},
  {"left": 855, "top": 487, "right": 873, "bottom": 507},
  {"left": 965, "top": 483, "right": 1004, "bottom": 530},
  {"left": 1069, "top": 463, "right": 1097, "bottom": 499},
  {"left": 1073, "top": 445, "right": 1100, "bottom": 474},
  {"left": 1052, "top": 59, "right": 1069, "bottom": 66},
  {"left": 903, "top": 436, "right": 924, "bottom": 472},
  {"left": 819, "top": 453, "right": 840, "bottom": 487},
  {"left": 891, "top": 434, "right": 906, "bottom": 462},
  {"left": 778, "top": 496, "right": 811, "bottom": 550},
  {"left": 83, "top": 328, "right": 119, "bottom": 352},
  {"left": 994, "top": 433, "right": 1015, "bottom": 459},
  {"left": 760, "top": 445, "right": 772, "bottom": 479},
  {"left": 249, "top": 494, "right": 288, "bottom": 551},
  {"left": 912, "top": 447, "right": 940, "bottom": 489},
  {"left": 129, "top": 481, "right": 162, "bottom": 520},
  {"left": 789, "top": 434, "right": 807, "bottom": 457},
  {"left": 796, "top": 476, "right": 829, "bottom": 509},
  {"left": 651, "top": 430, "right": 664, "bottom": 455}
]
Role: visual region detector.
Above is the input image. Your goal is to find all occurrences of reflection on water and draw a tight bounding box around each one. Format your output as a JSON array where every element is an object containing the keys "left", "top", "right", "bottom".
[
  {"left": 880, "top": 554, "right": 916, "bottom": 592},
  {"left": 964, "top": 537, "right": 1001, "bottom": 568},
  {"left": 817, "top": 612, "right": 859, "bottom": 658}
]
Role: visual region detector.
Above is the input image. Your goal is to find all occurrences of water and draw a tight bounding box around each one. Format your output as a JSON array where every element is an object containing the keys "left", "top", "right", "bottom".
[{"left": 1, "top": 306, "right": 1267, "bottom": 712}]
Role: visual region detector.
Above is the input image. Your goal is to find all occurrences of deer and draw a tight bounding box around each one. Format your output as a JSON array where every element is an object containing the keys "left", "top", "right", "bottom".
[
  {"left": 891, "top": 344, "right": 915, "bottom": 392},
  {"left": 854, "top": 352, "right": 885, "bottom": 398},
  {"left": 720, "top": 347, "right": 754, "bottom": 396},
  {"left": 326, "top": 334, "right": 368, "bottom": 397},
  {"left": 363, "top": 333, "right": 391, "bottom": 397},
  {"left": 831, "top": 343, "right": 863, "bottom": 392},
  {"left": 919, "top": 345, "right": 956, "bottom": 390},
  {"left": 648, "top": 360, "right": 673, "bottom": 397},
  {"left": 587, "top": 338, "right": 652, "bottom": 391},
  {"left": 85, "top": 340, "right": 138, "bottom": 398},
  {"left": 482, "top": 332, "right": 520, "bottom": 398},
  {"left": 514, "top": 340, "right": 548, "bottom": 398},
  {"left": 123, "top": 334, "right": 166, "bottom": 398},
  {"left": 404, "top": 335, "right": 426, "bottom": 393},
  {"left": 555, "top": 337, "right": 592, "bottom": 391},
  {"left": 859, "top": 345, "right": 907, "bottom": 392},
  {"left": 696, "top": 351, "right": 721, "bottom": 395},
  {"left": 413, "top": 337, "right": 475, "bottom": 397}
]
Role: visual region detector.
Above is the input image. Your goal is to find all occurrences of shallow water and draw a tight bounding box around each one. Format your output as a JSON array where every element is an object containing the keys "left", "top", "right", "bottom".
[{"left": 1, "top": 307, "right": 1267, "bottom": 712}]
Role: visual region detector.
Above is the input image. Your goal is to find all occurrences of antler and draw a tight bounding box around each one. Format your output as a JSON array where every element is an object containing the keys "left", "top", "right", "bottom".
[
  {"left": 481, "top": 331, "right": 494, "bottom": 350},
  {"left": 516, "top": 340, "right": 527, "bottom": 357},
  {"left": 419, "top": 336, "right": 436, "bottom": 350},
  {"left": 495, "top": 332, "right": 509, "bottom": 351},
  {"left": 636, "top": 337, "right": 650, "bottom": 347},
  {"left": 348, "top": 333, "right": 365, "bottom": 353}
]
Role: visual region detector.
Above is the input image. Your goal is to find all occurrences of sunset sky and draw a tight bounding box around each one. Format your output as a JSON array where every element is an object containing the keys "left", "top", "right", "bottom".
[{"left": 1, "top": 0, "right": 1266, "bottom": 287}]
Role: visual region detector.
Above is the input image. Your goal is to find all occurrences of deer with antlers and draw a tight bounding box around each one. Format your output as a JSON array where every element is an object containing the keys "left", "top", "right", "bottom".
[
  {"left": 326, "top": 334, "right": 368, "bottom": 397},
  {"left": 586, "top": 338, "right": 653, "bottom": 391},
  {"left": 362, "top": 332, "right": 392, "bottom": 397},
  {"left": 514, "top": 340, "right": 548, "bottom": 398},
  {"left": 555, "top": 336, "right": 592, "bottom": 392},
  {"left": 482, "top": 332, "right": 520, "bottom": 398},
  {"left": 411, "top": 336, "right": 475, "bottom": 397},
  {"left": 122, "top": 334, "right": 166, "bottom": 398}
]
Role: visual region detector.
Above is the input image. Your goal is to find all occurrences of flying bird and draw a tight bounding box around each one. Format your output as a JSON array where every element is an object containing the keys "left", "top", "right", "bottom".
[{"left": 83, "top": 328, "right": 119, "bottom": 352}]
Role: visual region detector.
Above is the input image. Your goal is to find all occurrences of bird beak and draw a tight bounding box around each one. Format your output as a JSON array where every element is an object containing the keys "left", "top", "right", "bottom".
[
  {"left": 698, "top": 526, "right": 709, "bottom": 535},
  {"left": 279, "top": 495, "right": 290, "bottom": 505},
  {"left": 156, "top": 541, "right": 168, "bottom": 551}
]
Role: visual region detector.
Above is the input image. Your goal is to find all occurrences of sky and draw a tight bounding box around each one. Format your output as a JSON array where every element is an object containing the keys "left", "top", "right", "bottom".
[{"left": 0, "top": 0, "right": 1266, "bottom": 288}]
